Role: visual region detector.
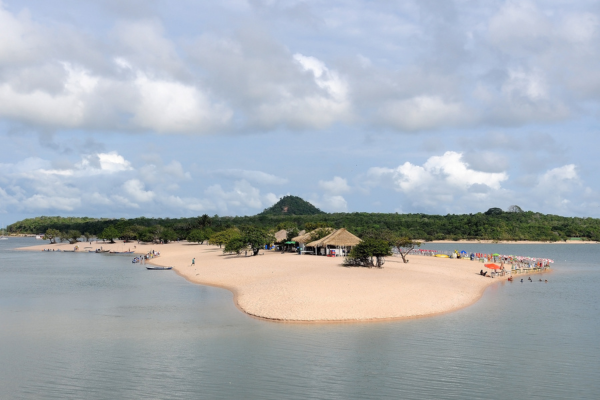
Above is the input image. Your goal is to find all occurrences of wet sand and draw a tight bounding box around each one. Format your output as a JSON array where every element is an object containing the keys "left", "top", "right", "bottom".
[{"left": 19, "top": 241, "right": 547, "bottom": 322}]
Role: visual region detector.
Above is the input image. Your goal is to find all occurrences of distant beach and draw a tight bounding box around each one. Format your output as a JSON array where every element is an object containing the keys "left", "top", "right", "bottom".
[{"left": 18, "top": 241, "right": 550, "bottom": 322}]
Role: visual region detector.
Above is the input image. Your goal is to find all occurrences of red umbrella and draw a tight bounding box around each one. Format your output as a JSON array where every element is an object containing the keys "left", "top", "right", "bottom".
[{"left": 485, "top": 263, "right": 501, "bottom": 269}]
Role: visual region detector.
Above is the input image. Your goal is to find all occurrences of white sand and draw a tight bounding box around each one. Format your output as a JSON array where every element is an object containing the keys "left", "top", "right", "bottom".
[{"left": 19, "top": 241, "right": 549, "bottom": 322}]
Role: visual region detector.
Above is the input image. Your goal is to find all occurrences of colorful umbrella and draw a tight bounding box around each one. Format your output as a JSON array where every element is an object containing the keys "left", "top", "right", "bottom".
[{"left": 485, "top": 263, "right": 501, "bottom": 269}]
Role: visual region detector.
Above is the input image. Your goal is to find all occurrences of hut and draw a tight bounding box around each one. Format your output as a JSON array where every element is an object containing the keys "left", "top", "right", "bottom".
[
  {"left": 274, "top": 229, "right": 287, "bottom": 243},
  {"left": 292, "top": 228, "right": 332, "bottom": 249},
  {"left": 306, "top": 228, "right": 361, "bottom": 257}
]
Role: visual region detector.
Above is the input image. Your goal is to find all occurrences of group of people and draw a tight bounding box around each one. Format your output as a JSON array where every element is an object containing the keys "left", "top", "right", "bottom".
[
  {"left": 132, "top": 250, "right": 160, "bottom": 264},
  {"left": 510, "top": 276, "right": 548, "bottom": 283}
]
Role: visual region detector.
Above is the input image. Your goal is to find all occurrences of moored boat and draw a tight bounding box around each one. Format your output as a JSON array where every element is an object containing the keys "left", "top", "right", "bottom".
[{"left": 146, "top": 266, "right": 172, "bottom": 270}]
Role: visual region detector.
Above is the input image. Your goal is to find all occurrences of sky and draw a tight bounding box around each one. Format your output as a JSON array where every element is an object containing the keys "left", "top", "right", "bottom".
[{"left": 1, "top": 0, "right": 600, "bottom": 227}]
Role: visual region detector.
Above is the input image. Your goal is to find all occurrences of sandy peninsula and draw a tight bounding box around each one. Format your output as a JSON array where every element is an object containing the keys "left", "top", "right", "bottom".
[{"left": 18, "top": 241, "right": 548, "bottom": 322}]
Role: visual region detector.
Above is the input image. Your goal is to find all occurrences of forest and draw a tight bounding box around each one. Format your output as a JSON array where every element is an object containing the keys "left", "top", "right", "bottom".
[{"left": 7, "top": 207, "right": 600, "bottom": 242}]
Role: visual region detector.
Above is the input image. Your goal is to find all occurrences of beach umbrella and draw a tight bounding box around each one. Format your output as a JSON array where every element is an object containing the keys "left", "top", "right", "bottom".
[
  {"left": 460, "top": 250, "right": 467, "bottom": 254},
  {"left": 492, "top": 253, "right": 500, "bottom": 257},
  {"left": 485, "top": 263, "right": 501, "bottom": 269}
]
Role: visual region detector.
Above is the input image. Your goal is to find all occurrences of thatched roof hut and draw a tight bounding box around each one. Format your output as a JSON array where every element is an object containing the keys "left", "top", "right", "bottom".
[
  {"left": 306, "top": 228, "right": 361, "bottom": 248},
  {"left": 274, "top": 229, "right": 287, "bottom": 242},
  {"left": 292, "top": 228, "right": 332, "bottom": 244}
]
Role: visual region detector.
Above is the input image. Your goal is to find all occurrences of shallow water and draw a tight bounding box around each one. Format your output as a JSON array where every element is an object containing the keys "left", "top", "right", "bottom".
[{"left": 1, "top": 238, "right": 599, "bottom": 399}]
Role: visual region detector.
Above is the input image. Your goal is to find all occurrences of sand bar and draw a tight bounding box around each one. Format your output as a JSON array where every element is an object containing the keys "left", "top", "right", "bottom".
[{"left": 18, "top": 241, "right": 549, "bottom": 322}]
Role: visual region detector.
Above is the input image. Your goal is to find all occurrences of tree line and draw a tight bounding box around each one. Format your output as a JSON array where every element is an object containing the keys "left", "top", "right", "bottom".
[{"left": 9, "top": 207, "right": 600, "bottom": 242}]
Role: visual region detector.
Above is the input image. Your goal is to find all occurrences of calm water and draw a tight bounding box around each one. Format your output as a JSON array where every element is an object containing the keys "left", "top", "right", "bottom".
[{"left": 1, "top": 238, "right": 599, "bottom": 399}]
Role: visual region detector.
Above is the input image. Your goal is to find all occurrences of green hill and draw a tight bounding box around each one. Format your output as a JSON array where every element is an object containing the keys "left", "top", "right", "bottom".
[{"left": 258, "top": 195, "right": 324, "bottom": 216}]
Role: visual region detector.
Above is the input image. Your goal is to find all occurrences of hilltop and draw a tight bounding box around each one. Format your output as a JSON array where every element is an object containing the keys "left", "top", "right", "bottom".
[{"left": 258, "top": 195, "right": 325, "bottom": 216}]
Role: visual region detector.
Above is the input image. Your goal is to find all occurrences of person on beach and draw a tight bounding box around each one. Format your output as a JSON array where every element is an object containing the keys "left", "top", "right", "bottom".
[{"left": 192, "top": 258, "right": 195, "bottom": 266}]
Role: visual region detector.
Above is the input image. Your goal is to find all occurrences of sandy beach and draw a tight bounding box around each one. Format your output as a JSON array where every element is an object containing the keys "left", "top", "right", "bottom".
[{"left": 18, "top": 241, "right": 549, "bottom": 322}]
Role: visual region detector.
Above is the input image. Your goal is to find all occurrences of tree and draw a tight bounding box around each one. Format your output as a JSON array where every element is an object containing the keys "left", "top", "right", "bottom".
[
  {"left": 240, "top": 226, "right": 276, "bottom": 256},
  {"left": 138, "top": 228, "right": 155, "bottom": 243},
  {"left": 198, "top": 214, "right": 212, "bottom": 228},
  {"left": 345, "top": 238, "right": 392, "bottom": 268},
  {"left": 305, "top": 222, "right": 330, "bottom": 232},
  {"left": 390, "top": 236, "right": 421, "bottom": 264},
  {"left": 121, "top": 228, "right": 137, "bottom": 243},
  {"left": 223, "top": 236, "right": 248, "bottom": 255},
  {"left": 67, "top": 230, "right": 82, "bottom": 244},
  {"left": 58, "top": 231, "right": 69, "bottom": 243},
  {"left": 209, "top": 228, "right": 240, "bottom": 248},
  {"left": 43, "top": 228, "right": 61, "bottom": 244},
  {"left": 160, "top": 227, "right": 178, "bottom": 243},
  {"left": 484, "top": 207, "right": 504, "bottom": 216},
  {"left": 187, "top": 229, "right": 210, "bottom": 244},
  {"left": 508, "top": 205, "right": 524, "bottom": 213},
  {"left": 99, "top": 226, "right": 120, "bottom": 244},
  {"left": 83, "top": 232, "right": 92, "bottom": 242}
]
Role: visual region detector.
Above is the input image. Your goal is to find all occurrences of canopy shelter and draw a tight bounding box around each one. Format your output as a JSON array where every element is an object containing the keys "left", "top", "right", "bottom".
[{"left": 306, "top": 228, "right": 362, "bottom": 256}]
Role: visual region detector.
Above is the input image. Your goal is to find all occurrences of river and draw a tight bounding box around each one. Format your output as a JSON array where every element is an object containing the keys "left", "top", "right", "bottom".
[{"left": 1, "top": 238, "right": 598, "bottom": 399}]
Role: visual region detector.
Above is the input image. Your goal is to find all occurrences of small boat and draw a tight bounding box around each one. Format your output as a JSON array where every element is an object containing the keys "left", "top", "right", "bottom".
[
  {"left": 95, "top": 249, "right": 110, "bottom": 253},
  {"left": 146, "top": 266, "right": 172, "bottom": 270},
  {"left": 435, "top": 254, "right": 450, "bottom": 258},
  {"left": 109, "top": 251, "right": 135, "bottom": 254}
]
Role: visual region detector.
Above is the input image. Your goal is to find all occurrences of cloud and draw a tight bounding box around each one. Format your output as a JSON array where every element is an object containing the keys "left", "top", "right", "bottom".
[
  {"left": 363, "top": 151, "right": 509, "bottom": 211},
  {"left": 379, "top": 96, "right": 470, "bottom": 131},
  {"left": 122, "top": 179, "right": 155, "bottom": 203},
  {"left": 310, "top": 194, "right": 348, "bottom": 212},
  {"left": 204, "top": 180, "right": 275, "bottom": 213},
  {"left": 212, "top": 169, "right": 288, "bottom": 185},
  {"left": 318, "top": 176, "right": 351, "bottom": 194}
]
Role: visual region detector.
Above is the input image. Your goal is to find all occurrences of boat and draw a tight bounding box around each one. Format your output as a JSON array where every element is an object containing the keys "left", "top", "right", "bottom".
[
  {"left": 109, "top": 251, "right": 135, "bottom": 254},
  {"left": 146, "top": 266, "right": 172, "bottom": 270},
  {"left": 95, "top": 249, "right": 110, "bottom": 253},
  {"left": 435, "top": 254, "right": 450, "bottom": 258}
]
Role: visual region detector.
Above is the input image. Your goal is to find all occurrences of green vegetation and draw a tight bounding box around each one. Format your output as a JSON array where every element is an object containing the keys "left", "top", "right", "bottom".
[
  {"left": 259, "top": 195, "right": 324, "bottom": 216},
  {"left": 8, "top": 203, "right": 600, "bottom": 243},
  {"left": 223, "top": 226, "right": 275, "bottom": 256},
  {"left": 345, "top": 238, "right": 392, "bottom": 268}
]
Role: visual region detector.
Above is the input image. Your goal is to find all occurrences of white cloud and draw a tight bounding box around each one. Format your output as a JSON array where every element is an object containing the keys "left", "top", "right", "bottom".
[
  {"left": 319, "top": 176, "right": 351, "bottom": 194},
  {"left": 130, "top": 70, "right": 232, "bottom": 133},
  {"left": 311, "top": 194, "right": 348, "bottom": 212},
  {"left": 363, "top": 151, "right": 509, "bottom": 210},
  {"left": 122, "top": 179, "right": 155, "bottom": 203},
  {"left": 537, "top": 164, "right": 579, "bottom": 192}
]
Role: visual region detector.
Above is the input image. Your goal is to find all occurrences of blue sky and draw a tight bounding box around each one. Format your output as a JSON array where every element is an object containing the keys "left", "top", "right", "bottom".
[{"left": 1, "top": 0, "right": 600, "bottom": 227}]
